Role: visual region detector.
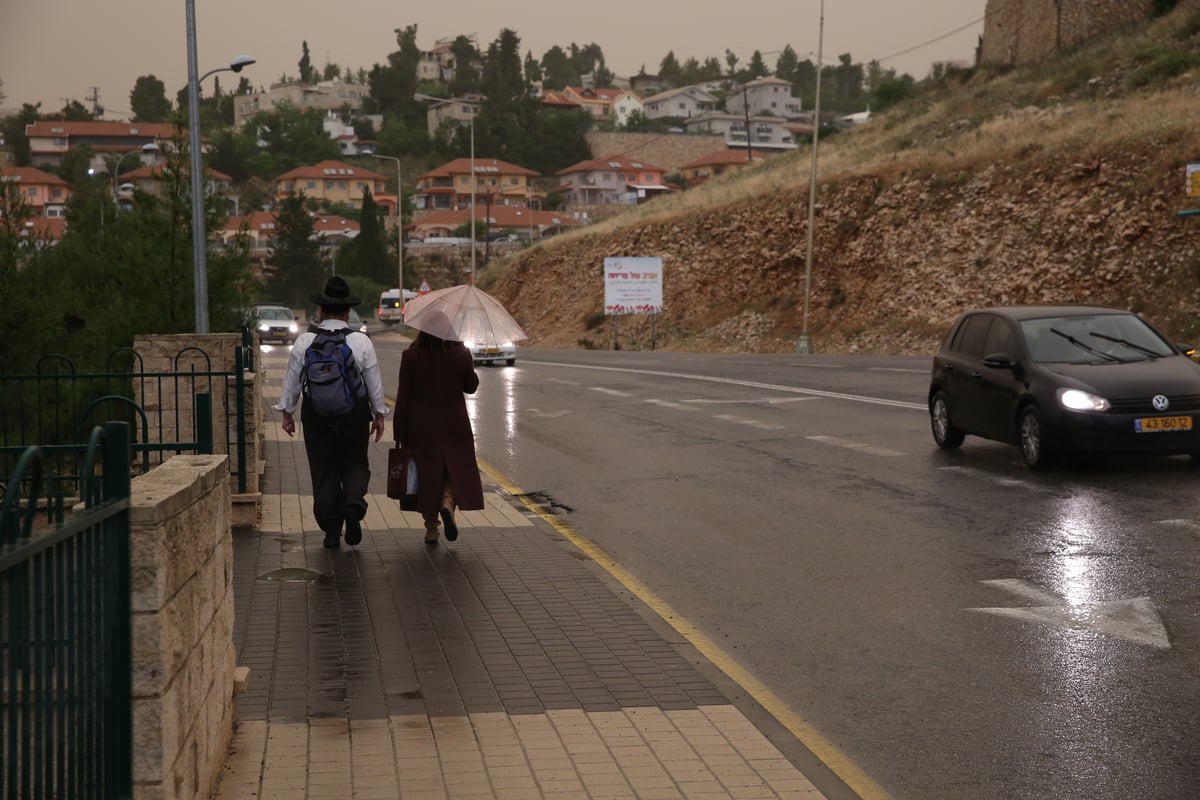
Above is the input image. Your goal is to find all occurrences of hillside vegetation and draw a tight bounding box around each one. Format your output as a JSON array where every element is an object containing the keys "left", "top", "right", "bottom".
[{"left": 484, "top": 6, "right": 1200, "bottom": 356}]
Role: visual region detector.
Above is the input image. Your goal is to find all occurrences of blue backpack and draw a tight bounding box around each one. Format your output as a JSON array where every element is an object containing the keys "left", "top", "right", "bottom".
[{"left": 301, "top": 328, "right": 364, "bottom": 416}]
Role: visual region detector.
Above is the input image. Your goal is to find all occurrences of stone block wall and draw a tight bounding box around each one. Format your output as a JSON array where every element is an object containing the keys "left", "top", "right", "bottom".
[
  {"left": 128, "top": 454, "right": 234, "bottom": 800},
  {"left": 981, "top": 0, "right": 1154, "bottom": 66}
]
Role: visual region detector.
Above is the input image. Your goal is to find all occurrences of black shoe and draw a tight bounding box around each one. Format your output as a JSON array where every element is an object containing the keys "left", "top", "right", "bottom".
[
  {"left": 323, "top": 532, "right": 341, "bottom": 548},
  {"left": 439, "top": 507, "right": 458, "bottom": 541},
  {"left": 344, "top": 517, "right": 362, "bottom": 546}
]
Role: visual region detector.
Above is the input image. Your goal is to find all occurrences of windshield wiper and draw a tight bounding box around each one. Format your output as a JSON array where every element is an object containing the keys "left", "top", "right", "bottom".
[
  {"left": 1049, "top": 327, "right": 1122, "bottom": 362},
  {"left": 1088, "top": 331, "right": 1162, "bottom": 359}
]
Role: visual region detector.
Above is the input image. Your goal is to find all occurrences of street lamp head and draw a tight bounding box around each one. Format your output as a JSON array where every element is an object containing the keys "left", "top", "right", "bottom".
[
  {"left": 141, "top": 142, "right": 161, "bottom": 154},
  {"left": 229, "top": 55, "right": 256, "bottom": 73}
]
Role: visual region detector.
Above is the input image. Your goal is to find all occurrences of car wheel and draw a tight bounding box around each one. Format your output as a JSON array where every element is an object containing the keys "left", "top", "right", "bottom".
[
  {"left": 930, "top": 391, "right": 964, "bottom": 449},
  {"left": 1019, "top": 405, "right": 1055, "bottom": 470},
  {"left": 506, "top": 358, "right": 516, "bottom": 366}
]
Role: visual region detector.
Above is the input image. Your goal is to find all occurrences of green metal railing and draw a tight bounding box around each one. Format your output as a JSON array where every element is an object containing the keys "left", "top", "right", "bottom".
[
  {"left": 0, "top": 337, "right": 252, "bottom": 496},
  {"left": 1, "top": 421, "right": 133, "bottom": 800}
]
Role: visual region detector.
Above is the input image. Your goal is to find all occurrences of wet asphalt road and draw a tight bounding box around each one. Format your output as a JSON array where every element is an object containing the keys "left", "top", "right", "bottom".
[{"left": 373, "top": 339, "right": 1200, "bottom": 800}]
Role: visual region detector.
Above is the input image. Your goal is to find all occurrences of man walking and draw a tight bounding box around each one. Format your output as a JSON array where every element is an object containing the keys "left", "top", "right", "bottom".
[{"left": 275, "top": 277, "right": 387, "bottom": 547}]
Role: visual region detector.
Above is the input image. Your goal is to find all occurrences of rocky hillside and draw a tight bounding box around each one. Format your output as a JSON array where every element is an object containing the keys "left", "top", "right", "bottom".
[{"left": 486, "top": 7, "right": 1200, "bottom": 357}]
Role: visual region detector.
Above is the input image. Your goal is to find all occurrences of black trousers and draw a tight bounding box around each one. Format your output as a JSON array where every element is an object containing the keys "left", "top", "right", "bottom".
[{"left": 300, "top": 397, "right": 371, "bottom": 536}]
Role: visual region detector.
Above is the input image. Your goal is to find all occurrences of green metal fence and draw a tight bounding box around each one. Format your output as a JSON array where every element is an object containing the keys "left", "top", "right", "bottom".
[
  {"left": 0, "top": 336, "right": 252, "bottom": 498},
  {"left": 1, "top": 421, "right": 133, "bottom": 800}
]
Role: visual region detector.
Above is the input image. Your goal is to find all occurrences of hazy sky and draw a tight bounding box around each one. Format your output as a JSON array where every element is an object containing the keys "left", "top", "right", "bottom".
[{"left": 1, "top": 0, "right": 987, "bottom": 117}]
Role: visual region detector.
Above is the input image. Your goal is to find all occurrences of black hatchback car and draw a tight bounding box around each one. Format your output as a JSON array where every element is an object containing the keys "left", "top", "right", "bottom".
[{"left": 928, "top": 305, "right": 1200, "bottom": 469}]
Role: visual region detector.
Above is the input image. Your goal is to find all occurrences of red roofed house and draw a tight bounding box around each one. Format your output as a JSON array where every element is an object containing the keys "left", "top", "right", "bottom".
[
  {"left": 13, "top": 217, "right": 67, "bottom": 246},
  {"left": 274, "top": 160, "right": 387, "bottom": 210},
  {"left": 0, "top": 166, "right": 73, "bottom": 218},
  {"left": 677, "top": 149, "right": 771, "bottom": 186},
  {"left": 217, "top": 211, "right": 360, "bottom": 274},
  {"left": 413, "top": 157, "right": 541, "bottom": 216},
  {"left": 556, "top": 87, "right": 643, "bottom": 123},
  {"left": 118, "top": 163, "right": 233, "bottom": 209},
  {"left": 25, "top": 120, "right": 175, "bottom": 172},
  {"left": 555, "top": 156, "right": 672, "bottom": 209}
]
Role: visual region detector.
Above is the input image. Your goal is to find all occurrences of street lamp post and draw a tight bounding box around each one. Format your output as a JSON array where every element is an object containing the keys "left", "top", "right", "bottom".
[
  {"left": 112, "top": 142, "right": 160, "bottom": 212},
  {"left": 369, "top": 153, "right": 404, "bottom": 289},
  {"left": 414, "top": 93, "right": 476, "bottom": 285},
  {"left": 797, "top": 0, "right": 824, "bottom": 355},
  {"left": 186, "top": 0, "right": 254, "bottom": 333}
]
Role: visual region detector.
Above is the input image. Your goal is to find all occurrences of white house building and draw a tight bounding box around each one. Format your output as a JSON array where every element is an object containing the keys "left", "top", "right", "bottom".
[
  {"left": 726, "top": 77, "right": 803, "bottom": 119},
  {"left": 641, "top": 86, "right": 719, "bottom": 121}
]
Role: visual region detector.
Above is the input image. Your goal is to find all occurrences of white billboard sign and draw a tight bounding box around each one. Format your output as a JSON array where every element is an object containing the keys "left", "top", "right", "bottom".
[{"left": 604, "top": 257, "right": 663, "bottom": 315}]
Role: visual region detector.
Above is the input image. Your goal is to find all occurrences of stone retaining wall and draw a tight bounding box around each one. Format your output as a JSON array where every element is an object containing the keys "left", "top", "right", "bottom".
[
  {"left": 981, "top": 0, "right": 1153, "bottom": 66},
  {"left": 129, "top": 454, "right": 235, "bottom": 800}
]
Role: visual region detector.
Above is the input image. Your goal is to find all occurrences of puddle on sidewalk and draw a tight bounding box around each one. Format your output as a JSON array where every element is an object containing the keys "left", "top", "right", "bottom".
[{"left": 257, "top": 567, "right": 329, "bottom": 584}]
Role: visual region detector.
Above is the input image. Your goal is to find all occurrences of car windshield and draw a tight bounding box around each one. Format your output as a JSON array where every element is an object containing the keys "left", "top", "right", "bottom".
[
  {"left": 1021, "top": 313, "right": 1175, "bottom": 363},
  {"left": 349, "top": 309, "right": 362, "bottom": 324},
  {"left": 254, "top": 307, "right": 293, "bottom": 321}
]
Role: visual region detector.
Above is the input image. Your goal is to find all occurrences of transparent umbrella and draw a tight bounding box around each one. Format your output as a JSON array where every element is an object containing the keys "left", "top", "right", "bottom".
[{"left": 403, "top": 284, "right": 526, "bottom": 346}]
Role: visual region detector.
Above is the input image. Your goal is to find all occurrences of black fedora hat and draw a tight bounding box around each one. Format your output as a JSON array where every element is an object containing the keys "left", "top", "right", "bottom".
[{"left": 309, "top": 276, "right": 361, "bottom": 307}]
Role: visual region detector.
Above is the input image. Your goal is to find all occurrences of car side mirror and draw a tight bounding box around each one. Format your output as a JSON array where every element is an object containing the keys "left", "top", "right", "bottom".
[{"left": 1176, "top": 343, "right": 1195, "bottom": 358}]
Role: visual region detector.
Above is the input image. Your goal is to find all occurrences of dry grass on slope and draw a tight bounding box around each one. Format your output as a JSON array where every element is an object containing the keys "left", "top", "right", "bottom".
[{"left": 485, "top": 6, "right": 1200, "bottom": 355}]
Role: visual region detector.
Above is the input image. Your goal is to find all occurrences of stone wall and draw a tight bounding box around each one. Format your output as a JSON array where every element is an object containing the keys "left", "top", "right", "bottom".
[
  {"left": 981, "top": 0, "right": 1153, "bottom": 66},
  {"left": 129, "top": 454, "right": 235, "bottom": 800},
  {"left": 585, "top": 131, "right": 729, "bottom": 174}
]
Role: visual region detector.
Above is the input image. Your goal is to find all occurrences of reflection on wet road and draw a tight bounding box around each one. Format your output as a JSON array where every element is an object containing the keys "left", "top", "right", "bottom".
[{"left": 417, "top": 348, "right": 1200, "bottom": 800}]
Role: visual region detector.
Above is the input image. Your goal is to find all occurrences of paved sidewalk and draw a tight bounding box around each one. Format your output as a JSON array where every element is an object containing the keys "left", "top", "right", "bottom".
[{"left": 214, "top": 347, "right": 827, "bottom": 799}]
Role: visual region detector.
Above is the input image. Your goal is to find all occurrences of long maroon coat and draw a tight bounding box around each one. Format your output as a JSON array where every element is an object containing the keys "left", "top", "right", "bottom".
[{"left": 393, "top": 340, "right": 484, "bottom": 513}]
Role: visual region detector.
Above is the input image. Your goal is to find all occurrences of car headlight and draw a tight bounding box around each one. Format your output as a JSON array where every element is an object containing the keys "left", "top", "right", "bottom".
[
  {"left": 464, "top": 340, "right": 477, "bottom": 349},
  {"left": 1058, "top": 388, "right": 1111, "bottom": 412},
  {"left": 258, "top": 323, "right": 269, "bottom": 332},
  {"left": 501, "top": 342, "right": 513, "bottom": 348},
  {"left": 288, "top": 323, "right": 298, "bottom": 333}
]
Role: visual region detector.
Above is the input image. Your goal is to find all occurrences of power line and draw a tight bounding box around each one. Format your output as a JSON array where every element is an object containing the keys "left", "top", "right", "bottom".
[{"left": 874, "top": 15, "right": 987, "bottom": 66}]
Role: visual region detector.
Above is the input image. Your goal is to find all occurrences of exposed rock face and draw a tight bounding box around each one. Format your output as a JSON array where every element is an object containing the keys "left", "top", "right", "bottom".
[{"left": 491, "top": 135, "right": 1200, "bottom": 357}]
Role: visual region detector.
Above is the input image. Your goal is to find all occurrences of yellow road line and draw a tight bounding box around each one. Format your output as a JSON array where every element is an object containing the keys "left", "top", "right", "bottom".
[{"left": 477, "top": 456, "right": 891, "bottom": 800}]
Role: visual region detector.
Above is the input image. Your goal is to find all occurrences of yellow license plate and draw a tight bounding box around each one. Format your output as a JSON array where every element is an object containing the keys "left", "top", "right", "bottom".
[
  {"left": 1135, "top": 416, "right": 1192, "bottom": 433},
  {"left": 481, "top": 349, "right": 500, "bottom": 355}
]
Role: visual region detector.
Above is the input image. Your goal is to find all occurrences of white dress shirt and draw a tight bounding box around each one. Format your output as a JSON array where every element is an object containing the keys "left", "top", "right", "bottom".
[{"left": 274, "top": 320, "right": 387, "bottom": 416}]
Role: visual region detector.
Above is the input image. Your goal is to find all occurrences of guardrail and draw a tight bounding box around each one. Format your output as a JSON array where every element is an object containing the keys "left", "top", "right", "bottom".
[{"left": 1, "top": 421, "right": 133, "bottom": 799}]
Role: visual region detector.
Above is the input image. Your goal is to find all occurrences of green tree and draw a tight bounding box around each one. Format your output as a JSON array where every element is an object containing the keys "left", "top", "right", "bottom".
[
  {"left": 337, "top": 188, "right": 392, "bottom": 284},
  {"left": 680, "top": 57, "right": 703, "bottom": 85},
  {"left": 622, "top": 109, "right": 649, "bottom": 132},
  {"left": 58, "top": 99, "right": 93, "bottom": 121},
  {"left": 130, "top": 75, "right": 171, "bottom": 122},
  {"left": 659, "top": 51, "right": 682, "bottom": 85},
  {"left": 367, "top": 24, "right": 422, "bottom": 120},
  {"left": 3, "top": 103, "right": 40, "bottom": 165},
  {"left": 724, "top": 49, "right": 740, "bottom": 78},
  {"left": 775, "top": 46, "right": 800, "bottom": 83},
  {"left": 237, "top": 102, "right": 340, "bottom": 179},
  {"left": 299, "top": 41, "right": 314, "bottom": 84},
  {"left": 322, "top": 62, "right": 342, "bottom": 82},
  {"left": 449, "top": 35, "right": 481, "bottom": 96},
  {"left": 523, "top": 52, "right": 543, "bottom": 85},
  {"left": 700, "top": 57, "right": 724, "bottom": 82},
  {"left": 267, "top": 192, "right": 325, "bottom": 309},
  {"left": 540, "top": 45, "right": 575, "bottom": 90},
  {"left": 746, "top": 50, "right": 768, "bottom": 79}
]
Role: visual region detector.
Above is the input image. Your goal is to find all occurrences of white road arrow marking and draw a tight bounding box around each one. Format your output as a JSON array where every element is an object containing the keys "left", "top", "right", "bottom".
[
  {"left": 714, "top": 414, "right": 784, "bottom": 431},
  {"left": 644, "top": 399, "right": 698, "bottom": 411},
  {"left": 590, "top": 387, "right": 631, "bottom": 397},
  {"left": 806, "top": 435, "right": 905, "bottom": 457},
  {"left": 970, "top": 579, "right": 1170, "bottom": 650}
]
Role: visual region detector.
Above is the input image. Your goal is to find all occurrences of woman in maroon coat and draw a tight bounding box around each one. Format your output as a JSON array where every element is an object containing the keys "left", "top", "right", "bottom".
[{"left": 393, "top": 330, "right": 485, "bottom": 543}]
